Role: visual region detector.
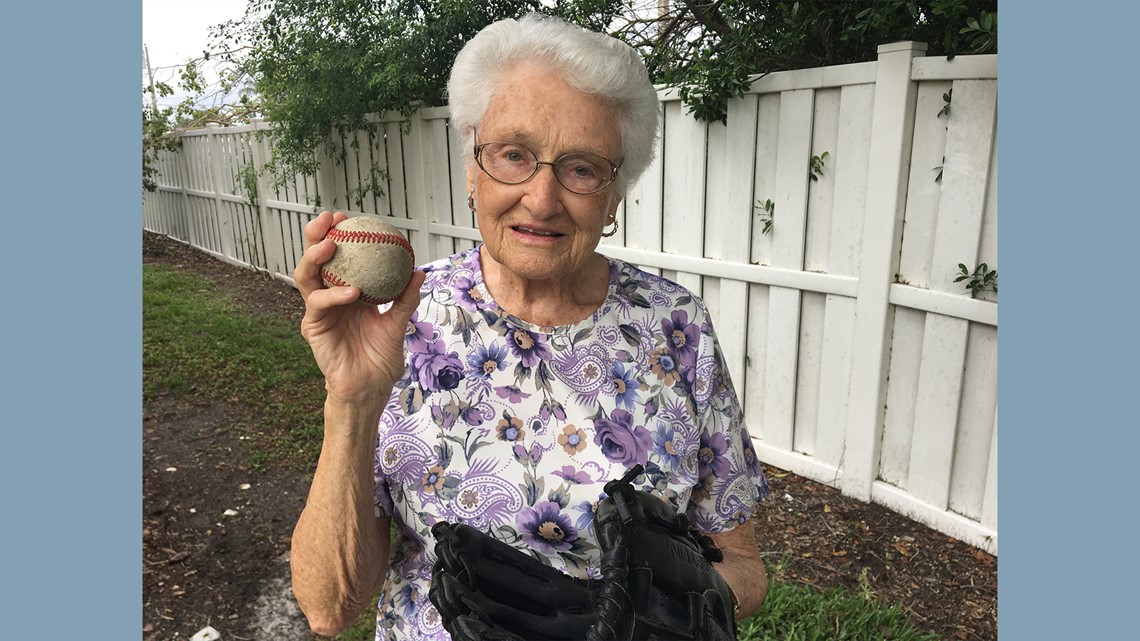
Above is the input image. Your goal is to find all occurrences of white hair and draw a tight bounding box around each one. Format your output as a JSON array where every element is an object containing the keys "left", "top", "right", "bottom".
[{"left": 446, "top": 13, "right": 660, "bottom": 196}]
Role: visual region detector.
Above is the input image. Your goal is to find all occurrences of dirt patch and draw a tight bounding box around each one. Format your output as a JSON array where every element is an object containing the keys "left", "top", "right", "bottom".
[
  {"left": 142, "top": 231, "right": 996, "bottom": 640},
  {"left": 143, "top": 395, "right": 312, "bottom": 640}
]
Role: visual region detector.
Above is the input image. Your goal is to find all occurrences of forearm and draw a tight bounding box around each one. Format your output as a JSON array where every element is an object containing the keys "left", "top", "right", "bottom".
[
  {"left": 291, "top": 395, "right": 391, "bottom": 636},
  {"left": 708, "top": 526, "right": 769, "bottom": 620}
]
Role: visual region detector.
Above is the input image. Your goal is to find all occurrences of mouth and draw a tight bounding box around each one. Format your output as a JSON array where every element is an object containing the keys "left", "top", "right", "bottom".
[{"left": 512, "top": 225, "right": 565, "bottom": 238}]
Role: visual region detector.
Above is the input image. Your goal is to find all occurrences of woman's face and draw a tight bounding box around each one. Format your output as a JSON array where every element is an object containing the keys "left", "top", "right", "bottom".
[{"left": 467, "top": 64, "right": 623, "bottom": 284}]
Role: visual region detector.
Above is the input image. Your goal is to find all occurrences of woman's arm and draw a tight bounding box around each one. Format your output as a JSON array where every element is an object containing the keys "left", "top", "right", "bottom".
[
  {"left": 708, "top": 524, "right": 768, "bottom": 621},
  {"left": 288, "top": 211, "right": 425, "bottom": 636},
  {"left": 290, "top": 396, "right": 392, "bottom": 636}
]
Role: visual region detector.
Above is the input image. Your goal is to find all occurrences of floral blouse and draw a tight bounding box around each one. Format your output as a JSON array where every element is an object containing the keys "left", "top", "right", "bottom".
[{"left": 371, "top": 246, "right": 768, "bottom": 641}]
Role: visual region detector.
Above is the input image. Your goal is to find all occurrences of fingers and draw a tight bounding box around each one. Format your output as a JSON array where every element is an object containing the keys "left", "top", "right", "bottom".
[
  {"left": 386, "top": 270, "right": 427, "bottom": 321},
  {"left": 295, "top": 235, "right": 338, "bottom": 298},
  {"left": 302, "top": 210, "right": 349, "bottom": 250}
]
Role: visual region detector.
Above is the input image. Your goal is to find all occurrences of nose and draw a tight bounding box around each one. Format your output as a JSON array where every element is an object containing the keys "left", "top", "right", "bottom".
[{"left": 523, "top": 161, "right": 563, "bottom": 215}]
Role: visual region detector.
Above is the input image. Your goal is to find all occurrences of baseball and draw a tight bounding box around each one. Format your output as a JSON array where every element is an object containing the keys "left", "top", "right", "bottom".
[{"left": 320, "top": 215, "right": 416, "bottom": 305}]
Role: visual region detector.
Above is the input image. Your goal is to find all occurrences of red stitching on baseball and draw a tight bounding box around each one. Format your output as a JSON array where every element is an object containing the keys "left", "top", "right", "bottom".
[
  {"left": 321, "top": 268, "right": 399, "bottom": 305},
  {"left": 327, "top": 228, "right": 415, "bottom": 264}
]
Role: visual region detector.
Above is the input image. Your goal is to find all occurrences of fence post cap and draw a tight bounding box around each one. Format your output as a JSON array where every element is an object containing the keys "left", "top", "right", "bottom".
[{"left": 877, "top": 41, "right": 928, "bottom": 54}]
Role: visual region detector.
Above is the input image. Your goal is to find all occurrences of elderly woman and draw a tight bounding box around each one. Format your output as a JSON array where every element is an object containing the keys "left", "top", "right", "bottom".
[{"left": 290, "top": 13, "right": 769, "bottom": 641}]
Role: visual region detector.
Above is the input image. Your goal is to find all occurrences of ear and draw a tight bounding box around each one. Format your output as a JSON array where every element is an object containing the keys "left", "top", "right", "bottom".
[{"left": 605, "top": 193, "right": 622, "bottom": 220}]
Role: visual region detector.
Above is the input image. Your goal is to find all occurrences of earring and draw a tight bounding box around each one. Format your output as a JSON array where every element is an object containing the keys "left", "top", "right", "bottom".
[
  {"left": 467, "top": 190, "right": 476, "bottom": 212},
  {"left": 601, "top": 217, "right": 619, "bottom": 238}
]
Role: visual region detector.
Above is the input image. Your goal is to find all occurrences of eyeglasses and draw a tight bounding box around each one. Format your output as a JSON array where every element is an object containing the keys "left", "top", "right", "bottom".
[{"left": 473, "top": 130, "right": 622, "bottom": 195}]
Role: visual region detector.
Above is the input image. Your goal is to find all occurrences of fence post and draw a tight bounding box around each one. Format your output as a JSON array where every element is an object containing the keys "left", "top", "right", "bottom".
[
  {"left": 841, "top": 41, "right": 926, "bottom": 500},
  {"left": 206, "top": 123, "right": 237, "bottom": 259}
]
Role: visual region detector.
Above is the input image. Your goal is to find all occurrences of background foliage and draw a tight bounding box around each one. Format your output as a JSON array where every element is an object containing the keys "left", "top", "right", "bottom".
[{"left": 143, "top": 0, "right": 997, "bottom": 189}]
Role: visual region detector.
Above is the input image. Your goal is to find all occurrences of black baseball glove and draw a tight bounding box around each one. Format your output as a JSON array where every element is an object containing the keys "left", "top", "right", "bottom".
[{"left": 428, "top": 465, "right": 737, "bottom": 641}]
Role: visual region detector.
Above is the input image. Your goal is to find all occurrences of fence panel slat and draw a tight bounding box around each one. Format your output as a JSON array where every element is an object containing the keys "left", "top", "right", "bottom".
[
  {"left": 750, "top": 94, "right": 780, "bottom": 265},
  {"left": 949, "top": 323, "right": 998, "bottom": 519},
  {"left": 622, "top": 103, "right": 665, "bottom": 275},
  {"left": 386, "top": 121, "right": 409, "bottom": 221},
  {"left": 814, "top": 295, "right": 856, "bottom": 467},
  {"left": 898, "top": 80, "right": 953, "bottom": 288},
  {"left": 793, "top": 291, "right": 825, "bottom": 455},
  {"left": 829, "top": 83, "right": 875, "bottom": 277},
  {"left": 703, "top": 94, "right": 758, "bottom": 386},
  {"left": 981, "top": 409, "right": 997, "bottom": 537},
  {"left": 907, "top": 313, "right": 968, "bottom": 508},
  {"left": 661, "top": 102, "right": 707, "bottom": 294},
  {"left": 425, "top": 117, "right": 457, "bottom": 262},
  {"left": 879, "top": 307, "right": 925, "bottom": 487},
  {"left": 804, "top": 88, "right": 840, "bottom": 272},
  {"left": 929, "top": 79, "right": 997, "bottom": 294},
  {"left": 976, "top": 136, "right": 998, "bottom": 303},
  {"left": 448, "top": 120, "right": 476, "bottom": 254},
  {"left": 761, "top": 88, "right": 814, "bottom": 452},
  {"left": 743, "top": 283, "right": 770, "bottom": 439}
]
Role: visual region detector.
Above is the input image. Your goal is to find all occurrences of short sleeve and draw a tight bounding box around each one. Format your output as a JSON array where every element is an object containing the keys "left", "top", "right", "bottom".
[{"left": 683, "top": 308, "right": 769, "bottom": 533}]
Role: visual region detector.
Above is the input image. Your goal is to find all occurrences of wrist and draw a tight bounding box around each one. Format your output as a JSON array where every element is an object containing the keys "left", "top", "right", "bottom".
[{"left": 323, "top": 392, "right": 386, "bottom": 439}]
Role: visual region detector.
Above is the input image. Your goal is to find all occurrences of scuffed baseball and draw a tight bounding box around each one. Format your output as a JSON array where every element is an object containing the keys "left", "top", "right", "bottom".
[{"left": 320, "top": 215, "right": 415, "bottom": 305}]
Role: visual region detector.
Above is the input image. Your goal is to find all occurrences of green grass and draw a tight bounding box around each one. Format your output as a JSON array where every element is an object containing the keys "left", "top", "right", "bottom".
[
  {"left": 737, "top": 560, "right": 940, "bottom": 641},
  {"left": 143, "top": 264, "right": 326, "bottom": 471},
  {"left": 327, "top": 592, "right": 384, "bottom": 641}
]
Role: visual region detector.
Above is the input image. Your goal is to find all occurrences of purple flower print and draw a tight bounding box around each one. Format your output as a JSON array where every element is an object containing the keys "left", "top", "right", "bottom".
[
  {"left": 494, "top": 385, "right": 532, "bottom": 403},
  {"left": 512, "top": 442, "right": 543, "bottom": 466},
  {"left": 453, "top": 275, "right": 486, "bottom": 311},
  {"left": 517, "top": 501, "right": 578, "bottom": 554},
  {"left": 697, "top": 431, "right": 730, "bottom": 480},
  {"left": 467, "top": 342, "right": 510, "bottom": 379},
  {"left": 504, "top": 324, "right": 552, "bottom": 368},
  {"left": 592, "top": 409, "right": 651, "bottom": 468},
  {"left": 574, "top": 499, "right": 598, "bottom": 530},
  {"left": 430, "top": 402, "right": 458, "bottom": 430},
  {"left": 421, "top": 465, "right": 445, "bottom": 495},
  {"left": 462, "top": 401, "right": 493, "bottom": 426},
  {"left": 691, "top": 473, "right": 716, "bottom": 504},
  {"left": 662, "top": 310, "right": 700, "bottom": 366},
  {"left": 652, "top": 423, "right": 683, "bottom": 471},
  {"left": 404, "top": 311, "right": 435, "bottom": 351},
  {"left": 409, "top": 341, "right": 465, "bottom": 392},
  {"left": 739, "top": 426, "right": 763, "bottom": 476},
  {"left": 642, "top": 461, "right": 669, "bottom": 491},
  {"left": 496, "top": 414, "right": 525, "bottom": 442},
  {"left": 609, "top": 362, "right": 642, "bottom": 411},
  {"left": 393, "top": 582, "right": 417, "bottom": 618},
  {"left": 649, "top": 348, "right": 682, "bottom": 386},
  {"left": 552, "top": 465, "right": 592, "bottom": 485}
]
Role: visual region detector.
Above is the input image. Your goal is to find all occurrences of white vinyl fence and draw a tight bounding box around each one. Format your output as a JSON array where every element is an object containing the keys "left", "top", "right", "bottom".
[{"left": 144, "top": 42, "right": 998, "bottom": 554}]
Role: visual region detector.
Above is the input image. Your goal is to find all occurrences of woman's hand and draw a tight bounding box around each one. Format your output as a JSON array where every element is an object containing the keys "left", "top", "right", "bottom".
[{"left": 295, "top": 211, "right": 426, "bottom": 405}]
